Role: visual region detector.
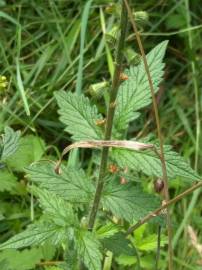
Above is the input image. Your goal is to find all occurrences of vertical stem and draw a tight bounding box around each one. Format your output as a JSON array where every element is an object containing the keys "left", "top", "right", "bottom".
[
  {"left": 123, "top": 1, "right": 173, "bottom": 269},
  {"left": 156, "top": 225, "right": 161, "bottom": 270},
  {"left": 88, "top": 1, "right": 128, "bottom": 230}
]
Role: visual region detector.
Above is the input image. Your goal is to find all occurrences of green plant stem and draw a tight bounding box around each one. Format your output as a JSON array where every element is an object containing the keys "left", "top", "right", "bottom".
[
  {"left": 156, "top": 225, "right": 161, "bottom": 270},
  {"left": 126, "top": 181, "right": 202, "bottom": 235},
  {"left": 173, "top": 0, "right": 201, "bottom": 248},
  {"left": 123, "top": 1, "right": 173, "bottom": 269},
  {"left": 87, "top": 1, "right": 128, "bottom": 231}
]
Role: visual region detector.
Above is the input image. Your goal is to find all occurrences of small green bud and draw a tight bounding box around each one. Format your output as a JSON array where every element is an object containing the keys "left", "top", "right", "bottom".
[
  {"left": 105, "top": 25, "right": 119, "bottom": 48},
  {"left": 124, "top": 48, "right": 141, "bottom": 65},
  {"left": 0, "top": 76, "right": 8, "bottom": 91},
  {"left": 88, "top": 81, "right": 109, "bottom": 100},
  {"left": 80, "top": 216, "right": 88, "bottom": 229},
  {"left": 134, "top": 11, "right": 149, "bottom": 25},
  {"left": 105, "top": 3, "right": 121, "bottom": 17}
]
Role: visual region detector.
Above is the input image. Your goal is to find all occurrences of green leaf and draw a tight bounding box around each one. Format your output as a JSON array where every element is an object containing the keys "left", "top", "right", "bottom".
[
  {"left": 114, "top": 41, "right": 168, "bottom": 131},
  {"left": 76, "top": 230, "right": 102, "bottom": 270},
  {"left": 0, "top": 248, "right": 43, "bottom": 270},
  {"left": 44, "top": 267, "right": 64, "bottom": 270},
  {"left": 55, "top": 91, "right": 103, "bottom": 140},
  {"left": 6, "top": 135, "right": 45, "bottom": 171},
  {"left": 0, "top": 223, "right": 65, "bottom": 250},
  {"left": 112, "top": 146, "right": 199, "bottom": 181},
  {"left": 102, "top": 232, "right": 134, "bottom": 257},
  {"left": 0, "top": 259, "right": 10, "bottom": 270},
  {"left": 32, "top": 187, "right": 77, "bottom": 227},
  {"left": 134, "top": 234, "right": 167, "bottom": 251},
  {"left": 116, "top": 254, "right": 137, "bottom": 266},
  {"left": 96, "top": 222, "right": 120, "bottom": 240},
  {"left": 26, "top": 162, "right": 94, "bottom": 203},
  {"left": 102, "top": 178, "right": 160, "bottom": 222},
  {"left": 0, "top": 170, "right": 17, "bottom": 192},
  {"left": 0, "top": 127, "right": 20, "bottom": 161}
]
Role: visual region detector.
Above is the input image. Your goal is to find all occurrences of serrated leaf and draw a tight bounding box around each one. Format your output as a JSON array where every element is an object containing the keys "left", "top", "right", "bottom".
[
  {"left": 6, "top": 135, "right": 45, "bottom": 171},
  {"left": 96, "top": 222, "right": 120, "bottom": 239},
  {"left": 114, "top": 41, "right": 168, "bottom": 131},
  {"left": 32, "top": 187, "right": 77, "bottom": 227},
  {"left": 0, "top": 127, "right": 20, "bottom": 161},
  {"left": 0, "top": 223, "right": 65, "bottom": 250},
  {"left": 55, "top": 91, "right": 103, "bottom": 140},
  {"left": 102, "top": 178, "right": 160, "bottom": 222},
  {"left": 112, "top": 146, "right": 199, "bottom": 181},
  {"left": 102, "top": 232, "right": 133, "bottom": 257},
  {"left": 0, "top": 170, "right": 17, "bottom": 192},
  {"left": 76, "top": 230, "right": 102, "bottom": 270},
  {"left": 26, "top": 162, "right": 94, "bottom": 203}
]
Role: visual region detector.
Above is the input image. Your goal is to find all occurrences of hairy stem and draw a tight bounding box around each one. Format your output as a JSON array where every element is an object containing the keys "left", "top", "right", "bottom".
[
  {"left": 127, "top": 181, "right": 202, "bottom": 235},
  {"left": 123, "top": 1, "right": 173, "bottom": 269},
  {"left": 88, "top": 1, "right": 128, "bottom": 230}
]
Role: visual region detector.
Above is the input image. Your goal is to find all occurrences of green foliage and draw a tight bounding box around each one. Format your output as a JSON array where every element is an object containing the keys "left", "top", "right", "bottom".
[
  {"left": 6, "top": 135, "right": 45, "bottom": 171},
  {"left": 0, "top": 170, "right": 17, "bottom": 192},
  {"left": 32, "top": 187, "right": 78, "bottom": 227},
  {"left": 0, "top": 223, "right": 66, "bottom": 250},
  {"left": 0, "top": 244, "right": 55, "bottom": 270},
  {"left": 102, "top": 178, "right": 160, "bottom": 222},
  {"left": 0, "top": 127, "right": 20, "bottom": 161},
  {"left": 102, "top": 232, "right": 134, "bottom": 257},
  {"left": 55, "top": 91, "right": 103, "bottom": 140},
  {"left": 132, "top": 224, "right": 167, "bottom": 251},
  {"left": 0, "top": 248, "right": 43, "bottom": 270},
  {"left": 96, "top": 222, "right": 120, "bottom": 239},
  {"left": 76, "top": 230, "right": 102, "bottom": 270},
  {"left": 114, "top": 41, "right": 168, "bottom": 132},
  {"left": 0, "top": 3, "right": 201, "bottom": 267},
  {"left": 112, "top": 146, "right": 199, "bottom": 181},
  {"left": 26, "top": 162, "right": 94, "bottom": 203}
]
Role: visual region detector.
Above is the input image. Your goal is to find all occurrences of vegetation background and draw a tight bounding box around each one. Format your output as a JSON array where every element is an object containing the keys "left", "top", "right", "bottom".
[{"left": 0, "top": 0, "right": 202, "bottom": 269}]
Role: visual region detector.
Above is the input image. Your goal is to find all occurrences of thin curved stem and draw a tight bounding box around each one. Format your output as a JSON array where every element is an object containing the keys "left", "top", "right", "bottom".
[{"left": 123, "top": 1, "right": 173, "bottom": 269}]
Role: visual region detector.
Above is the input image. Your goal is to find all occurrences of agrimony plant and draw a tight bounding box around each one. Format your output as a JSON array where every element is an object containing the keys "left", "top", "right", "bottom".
[{"left": 0, "top": 2, "right": 200, "bottom": 270}]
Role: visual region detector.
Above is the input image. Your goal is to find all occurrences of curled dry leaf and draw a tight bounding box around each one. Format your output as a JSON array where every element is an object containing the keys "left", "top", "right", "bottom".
[{"left": 55, "top": 140, "right": 154, "bottom": 174}]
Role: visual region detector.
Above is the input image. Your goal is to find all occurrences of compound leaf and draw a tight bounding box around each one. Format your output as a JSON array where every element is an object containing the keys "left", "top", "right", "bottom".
[
  {"left": 76, "top": 230, "right": 102, "bottom": 270},
  {"left": 112, "top": 146, "right": 199, "bottom": 181},
  {"left": 0, "top": 223, "right": 65, "bottom": 250},
  {"left": 114, "top": 41, "right": 168, "bottom": 131},
  {"left": 32, "top": 187, "right": 77, "bottom": 227},
  {"left": 101, "top": 232, "right": 133, "bottom": 257},
  {"left": 102, "top": 179, "right": 160, "bottom": 222},
  {"left": 26, "top": 162, "right": 94, "bottom": 203},
  {"left": 6, "top": 135, "right": 45, "bottom": 171},
  {"left": 55, "top": 91, "right": 103, "bottom": 140}
]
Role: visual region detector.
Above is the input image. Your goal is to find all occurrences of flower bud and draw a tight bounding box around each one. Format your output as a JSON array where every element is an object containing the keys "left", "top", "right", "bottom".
[{"left": 154, "top": 178, "right": 164, "bottom": 193}]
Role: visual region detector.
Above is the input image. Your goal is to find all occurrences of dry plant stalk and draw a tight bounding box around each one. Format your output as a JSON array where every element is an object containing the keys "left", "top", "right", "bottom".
[
  {"left": 123, "top": 0, "right": 173, "bottom": 268},
  {"left": 187, "top": 225, "right": 202, "bottom": 259}
]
